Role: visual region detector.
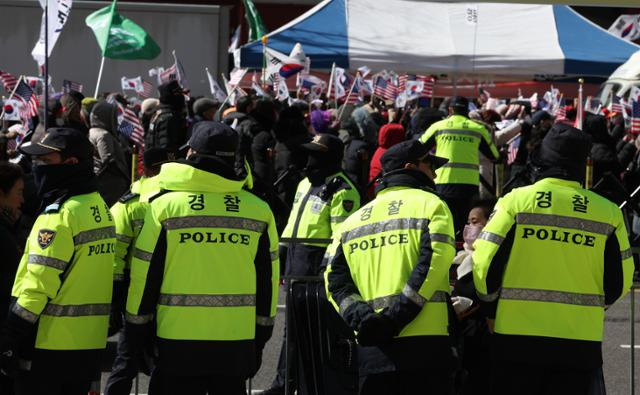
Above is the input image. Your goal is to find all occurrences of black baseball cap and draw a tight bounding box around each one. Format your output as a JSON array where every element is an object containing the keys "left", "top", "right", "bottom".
[
  {"left": 381, "top": 140, "right": 448, "bottom": 173},
  {"left": 19, "top": 127, "right": 93, "bottom": 160},
  {"left": 301, "top": 133, "right": 344, "bottom": 156},
  {"left": 183, "top": 121, "right": 238, "bottom": 159}
]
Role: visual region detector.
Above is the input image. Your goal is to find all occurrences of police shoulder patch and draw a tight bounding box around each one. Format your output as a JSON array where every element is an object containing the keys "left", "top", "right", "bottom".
[
  {"left": 342, "top": 200, "right": 355, "bottom": 212},
  {"left": 118, "top": 191, "right": 139, "bottom": 203},
  {"left": 44, "top": 203, "right": 61, "bottom": 213},
  {"left": 37, "top": 229, "right": 56, "bottom": 249}
]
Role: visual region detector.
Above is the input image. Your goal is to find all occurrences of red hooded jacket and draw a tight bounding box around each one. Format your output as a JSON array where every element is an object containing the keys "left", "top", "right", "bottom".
[{"left": 368, "top": 123, "right": 405, "bottom": 196}]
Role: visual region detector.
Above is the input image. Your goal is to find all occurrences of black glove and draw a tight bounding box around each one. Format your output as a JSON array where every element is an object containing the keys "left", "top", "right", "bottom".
[
  {"left": 251, "top": 348, "right": 264, "bottom": 378},
  {"left": 0, "top": 343, "right": 18, "bottom": 377},
  {"left": 123, "top": 320, "right": 153, "bottom": 357},
  {"left": 0, "top": 308, "right": 37, "bottom": 376},
  {"left": 251, "top": 324, "right": 273, "bottom": 377},
  {"left": 356, "top": 313, "right": 398, "bottom": 347},
  {"left": 108, "top": 280, "right": 128, "bottom": 336}
]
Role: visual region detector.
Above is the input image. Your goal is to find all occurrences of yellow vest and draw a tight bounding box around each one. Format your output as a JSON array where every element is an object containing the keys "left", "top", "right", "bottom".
[
  {"left": 473, "top": 178, "right": 635, "bottom": 341},
  {"left": 125, "top": 162, "right": 280, "bottom": 342},
  {"left": 12, "top": 192, "right": 115, "bottom": 350},
  {"left": 419, "top": 115, "right": 498, "bottom": 185},
  {"left": 327, "top": 185, "right": 455, "bottom": 337}
]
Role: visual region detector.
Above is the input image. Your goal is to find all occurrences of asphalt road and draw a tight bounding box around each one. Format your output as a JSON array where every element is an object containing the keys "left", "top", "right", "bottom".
[{"left": 101, "top": 287, "right": 640, "bottom": 395}]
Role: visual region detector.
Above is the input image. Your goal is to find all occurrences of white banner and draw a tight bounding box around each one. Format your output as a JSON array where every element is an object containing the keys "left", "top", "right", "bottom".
[{"left": 31, "top": 0, "right": 72, "bottom": 67}]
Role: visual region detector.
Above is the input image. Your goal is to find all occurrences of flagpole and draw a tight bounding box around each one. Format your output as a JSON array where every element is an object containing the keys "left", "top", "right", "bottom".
[
  {"left": 430, "top": 77, "right": 436, "bottom": 108},
  {"left": 577, "top": 78, "right": 584, "bottom": 130},
  {"left": 327, "top": 62, "right": 335, "bottom": 99},
  {"left": 94, "top": 56, "right": 106, "bottom": 97},
  {"left": 261, "top": 36, "right": 268, "bottom": 89},
  {"left": 337, "top": 71, "right": 360, "bottom": 121},
  {"left": 131, "top": 145, "right": 137, "bottom": 185},
  {"left": 370, "top": 73, "right": 378, "bottom": 105},
  {"left": 214, "top": 85, "right": 240, "bottom": 120},
  {"left": 43, "top": 0, "right": 49, "bottom": 130}
]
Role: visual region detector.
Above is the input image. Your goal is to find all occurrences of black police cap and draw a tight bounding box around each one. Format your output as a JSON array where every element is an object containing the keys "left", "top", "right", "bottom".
[
  {"left": 19, "top": 127, "right": 93, "bottom": 161},
  {"left": 143, "top": 147, "right": 170, "bottom": 168},
  {"left": 301, "top": 133, "right": 344, "bottom": 156},
  {"left": 184, "top": 121, "right": 238, "bottom": 159},
  {"left": 532, "top": 123, "right": 592, "bottom": 174},
  {"left": 450, "top": 96, "right": 469, "bottom": 110},
  {"left": 381, "top": 140, "right": 448, "bottom": 173}
]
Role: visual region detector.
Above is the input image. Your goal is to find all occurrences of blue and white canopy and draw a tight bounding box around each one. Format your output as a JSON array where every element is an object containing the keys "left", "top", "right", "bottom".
[{"left": 240, "top": 0, "right": 639, "bottom": 78}]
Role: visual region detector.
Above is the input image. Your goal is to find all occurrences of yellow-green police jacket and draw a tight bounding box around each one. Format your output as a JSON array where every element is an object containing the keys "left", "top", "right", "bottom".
[
  {"left": 11, "top": 192, "right": 115, "bottom": 352},
  {"left": 472, "top": 177, "right": 634, "bottom": 367},
  {"left": 111, "top": 176, "right": 161, "bottom": 282},
  {"left": 281, "top": 173, "right": 360, "bottom": 276},
  {"left": 125, "top": 161, "right": 279, "bottom": 377},
  {"left": 327, "top": 170, "right": 455, "bottom": 371},
  {"left": 419, "top": 115, "right": 499, "bottom": 185}
]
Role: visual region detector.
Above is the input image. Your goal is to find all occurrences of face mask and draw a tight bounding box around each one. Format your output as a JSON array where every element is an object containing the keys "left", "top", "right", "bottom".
[
  {"left": 304, "top": 166, "right": 327, "bottom": 186},
  {"left": 463, "top": 223, "right": 484, "bottom": 251},
  {"left": 32, "top": 162, "right": 93, "bottom": 198}
]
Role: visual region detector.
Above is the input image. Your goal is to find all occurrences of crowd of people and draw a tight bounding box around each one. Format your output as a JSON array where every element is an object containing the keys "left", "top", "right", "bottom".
[{"left": 0, "top": 77, "right": 639, "bottom": 395}]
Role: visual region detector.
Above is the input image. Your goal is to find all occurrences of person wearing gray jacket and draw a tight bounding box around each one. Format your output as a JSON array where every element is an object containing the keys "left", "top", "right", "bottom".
[{"left": 89, "top": 101, "right": 130, "bottom": 206}]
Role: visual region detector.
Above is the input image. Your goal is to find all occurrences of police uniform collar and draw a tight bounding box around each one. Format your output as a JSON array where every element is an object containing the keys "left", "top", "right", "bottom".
[
  {"left": 158, "top": 162, "right": 247, "bottom": 195},
  {"left": 375, "top": 169, "right": 436, "bottom": 195},
  {"left": 537, "top": 177, "right": 581, "bottom": 188}
]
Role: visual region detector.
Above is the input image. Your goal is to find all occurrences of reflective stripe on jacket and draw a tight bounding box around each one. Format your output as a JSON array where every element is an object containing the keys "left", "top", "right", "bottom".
[{"left": 12, "top": 192, "right": 115, "bottom": 350}]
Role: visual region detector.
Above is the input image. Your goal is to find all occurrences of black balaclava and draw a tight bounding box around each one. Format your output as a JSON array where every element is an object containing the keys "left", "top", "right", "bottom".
[
  {"left": 32, "top": 160, "right": 97, "bottom": 210},
  {"left": 305, "top": 153, "right": 340, "bottom": 186}
]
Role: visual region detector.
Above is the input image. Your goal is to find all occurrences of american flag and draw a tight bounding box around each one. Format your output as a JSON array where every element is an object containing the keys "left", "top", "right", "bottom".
[
  {"left": 611, "top": 95, "right": 623, "bottom": 114},
  {"left": 507, "top": 135, "right": 520, "bottom": 165},
  {"left": 373, "top": 76, "right": 399, "bottom": 101},
  {"left": 116, "top": 103, "right": 144, "bottom": 147},
  {"left": 229, "top": 68, "right": 247, "bottom": 87},
  {"left": 160, "top": 63, "right": 178, "bottom": 83},
  {"left": 631, "top": 99, "right": 640, "bottom": 135},
  {"left": 63, "top": 79, "right": 83, "bottom": 93},
  {"left": 398, "top": 74, "right": 435, "bottom": 98},
  {"left": 14, "top": 80, "right": 39, "bottom": 118},
  {"left": 140, "top": 80, "right": 153, "bottom": 98},
  {"left": 0, "top": 70, "right": 17, "bottom": 92}
]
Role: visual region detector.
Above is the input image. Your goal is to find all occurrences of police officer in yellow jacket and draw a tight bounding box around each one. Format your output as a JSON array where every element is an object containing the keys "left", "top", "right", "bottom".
[
  {"left": 0, "top": 128, "right": 115, "bottom": 395},
  {"left": 125, "top": 121, "right": 280, "bottom": 395},
  {"left": 105, "top": 148, "right": 168, "bottom": 395},
  {"left": 261, "top": 134, "right": 361, "bottom": 395},
  {"left": 419, "top": 96, "right": 500, "bottom": 235},
  {"left": 472, "top": 124, "right": 635, "bottom": 395},
  {"left": 280, "top": 133, "right": 361, "bottom": 275},
  {"left": 327, "top": 140, "right": 456, "bottom": 395}
]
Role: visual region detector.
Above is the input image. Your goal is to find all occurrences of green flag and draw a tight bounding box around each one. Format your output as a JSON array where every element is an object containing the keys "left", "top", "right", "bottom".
[
  {"left": 86, "top": 0, "right": 160, "bottom": 60},
  {"left": 242, "top": 0, "right": 267, "bottom": 42}
]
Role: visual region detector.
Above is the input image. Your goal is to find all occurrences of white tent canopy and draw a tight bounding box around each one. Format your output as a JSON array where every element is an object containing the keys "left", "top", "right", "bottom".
[{"left": 241, "top": 0, "right": 639, "bottom": 78}]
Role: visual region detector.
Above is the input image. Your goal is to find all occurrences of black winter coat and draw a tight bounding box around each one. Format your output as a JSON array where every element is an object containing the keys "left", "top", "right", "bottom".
[
  {"left": 145, "top": 104, "right": 188, "bottom": 156},
  {"left": 0, "top": 213, "right": 24, "bottom": 324},
  {"left": 274, "top": 133, "right": 310, "bottom": 207}
]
